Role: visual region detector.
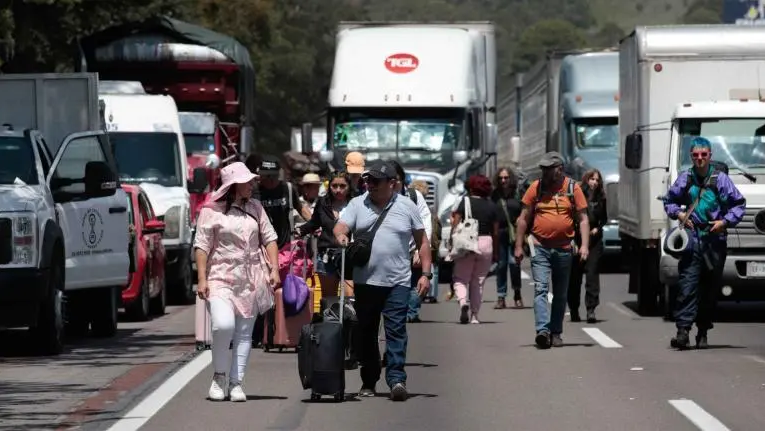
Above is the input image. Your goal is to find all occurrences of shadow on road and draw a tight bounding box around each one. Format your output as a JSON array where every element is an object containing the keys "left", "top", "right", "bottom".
[{"left": 622, "top": 300, "right": 765, "bottom": 323}]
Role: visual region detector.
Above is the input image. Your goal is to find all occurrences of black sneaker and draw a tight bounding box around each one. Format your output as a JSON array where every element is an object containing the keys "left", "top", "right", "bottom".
[
  {"left": 586, "top": 309, "right": 597, "bottom": 324},
  {"left": 535, "top": 331, "right": 551, "bottom": 349},
  {"left": 358, "top": 387, "right": 375, "bottom": 397},
  {"left": 570, "top": 311, "right": 581, "bottom": 322},
  {"left": 670, "top": 328, "right": 690, "bottom": 350},
  {"left": 695, "top": 330, "right": 709, "bottom": 349},
  {"left": 390, "top": 382, "right": 408, "bottom": 401},
  {"left": 459, "top": 305, "right": 469, "bottom": 324},
  {"left": 551, "top": 333, "right": 563, "bottom": 347}
]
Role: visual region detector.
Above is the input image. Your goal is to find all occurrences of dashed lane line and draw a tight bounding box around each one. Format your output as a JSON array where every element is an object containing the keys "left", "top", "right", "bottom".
[
  {"left": 582, "top": 327, "right": 623, "bottom": 348},
  {"left": 105, "top": 350, "right": 212, "bottom": 431},
  {"left": 668, "top": 399, "right": 731, "bottom": 431}
]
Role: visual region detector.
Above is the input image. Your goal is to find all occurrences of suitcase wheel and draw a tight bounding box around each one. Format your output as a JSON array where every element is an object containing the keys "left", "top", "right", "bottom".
[
  {"left": 333, "top": 392, "right": 344, "bottom": 402},
  {"left": 310, "top": 392, "right": 321, "bottom": 401}
]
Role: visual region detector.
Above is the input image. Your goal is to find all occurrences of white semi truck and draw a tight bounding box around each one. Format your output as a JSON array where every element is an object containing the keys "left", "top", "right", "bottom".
[
  {"left": 497, "top": 49, "right": 622, "bottom": 258},
  {"left": 619, "top": 25, "right": 765, "bottom": 315}
]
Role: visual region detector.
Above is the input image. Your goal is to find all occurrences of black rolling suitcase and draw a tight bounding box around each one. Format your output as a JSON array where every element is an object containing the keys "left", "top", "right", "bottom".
[{"left": 297, "top": 248, "right": 348, "bottom": 402}]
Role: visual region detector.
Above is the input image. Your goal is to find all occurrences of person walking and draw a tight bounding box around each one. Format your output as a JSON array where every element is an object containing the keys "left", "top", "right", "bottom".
[
  {"left": 568, "top": 169, "right": 608, "bottom": 323},
  {"left": 333, "top": 160, "right": 432, "bottom": 402},
  {"left": 194, "top": 162, "right": 280, "bottom": 402},
  {"left": 450, "top": 174, "right": 500, "bottom": 324},
  {"left": 345, "top": 151, "right": 367, "bottom": 197},
  {"left": 295, "top": 171, "right": 354, "bottom": 298},
  {"left": 663, "top": 137, "right": 745, "bottom": 349},
  {"left": 491, "top": 167, "right": 523, "bottom": 309},
  {"left": 514, "top": 152, "right": 590, "bottom": 349}
]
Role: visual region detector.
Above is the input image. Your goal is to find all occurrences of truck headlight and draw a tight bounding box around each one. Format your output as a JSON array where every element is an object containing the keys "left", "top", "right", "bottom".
[
  {"left": 163, "top": 206, "right": 181, "bottom": 239},
  {"left": 12, "top": 213, "right": 37, "bottom": 266}
]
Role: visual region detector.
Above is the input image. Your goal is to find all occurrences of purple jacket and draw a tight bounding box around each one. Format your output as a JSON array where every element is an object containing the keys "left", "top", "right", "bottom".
[{"left": 663, "top": 170, "right": 746, "bottom": 238}]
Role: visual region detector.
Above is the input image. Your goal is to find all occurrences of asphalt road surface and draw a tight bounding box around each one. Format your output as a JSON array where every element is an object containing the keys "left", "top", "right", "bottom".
[{"left": 3, "top": 269, "right": 765, "bottom": 431}]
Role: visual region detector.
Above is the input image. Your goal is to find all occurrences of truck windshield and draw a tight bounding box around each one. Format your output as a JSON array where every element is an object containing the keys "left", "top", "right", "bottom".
[
  {"left": 678, "top": 118, "right": 765, "bottom": 171},
  {"left": 574, "top": 118, "right": 619, "bottom": 150},
  {"left": 0, "top": 136, "right": 38, "bottom": 185},
  {"left": 110, "top": 132, "right": 183, "bottom": 187},
  {"left": 184, "top": 134, "right": 215, "bottom": 155},
  {"left": 334, "top": 119, "right": 461, "bottom": 169}
]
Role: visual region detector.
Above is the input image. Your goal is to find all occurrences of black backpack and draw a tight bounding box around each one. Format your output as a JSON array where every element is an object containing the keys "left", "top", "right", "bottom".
[{"left": 681, "top": 161, "right": 728, "bottom": 206}]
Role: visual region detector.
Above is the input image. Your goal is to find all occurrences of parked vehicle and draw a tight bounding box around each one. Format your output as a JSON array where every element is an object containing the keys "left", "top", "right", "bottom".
[
  {"left": 618, "top": 25, "right": 765, "bottom": 314},
  {"left": 123, "top": 184, "right": 167, "bottom": 321},
  {"left": 0, "top": 73, "right": 129, "bottom": 355}
]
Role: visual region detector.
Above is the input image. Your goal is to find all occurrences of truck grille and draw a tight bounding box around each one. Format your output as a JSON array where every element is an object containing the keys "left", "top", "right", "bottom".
[
  {"left": 728, "top": 207, "right": 765, "bottom": 249},
  {"left": 0, "top": 218, "right": 11, "bottom": 265},
  {"left": 423, "top": 180, "right": 437, "bottom": 209}
]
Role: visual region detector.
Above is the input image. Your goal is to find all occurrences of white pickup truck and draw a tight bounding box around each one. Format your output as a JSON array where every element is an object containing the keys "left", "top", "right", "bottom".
[{"left": 0, "top": 73, "right": 129, "bottom": 355}]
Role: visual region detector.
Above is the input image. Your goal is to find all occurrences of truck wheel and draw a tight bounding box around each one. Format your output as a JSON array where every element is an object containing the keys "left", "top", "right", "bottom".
[
  {"left": 636, "top": 248, "right": 659, "bottom": 316},
  {"left": 150, "top": 277, "right": 167, "bottom": 316},
  {"left": 126, "top": 273, "right": 151, "bottom": 321},
  {"left": 91, "top": 286, "right": 118, "bottom": 337},
  {"left": 31, "top": 259, "right": 65, "bottom": 355}
]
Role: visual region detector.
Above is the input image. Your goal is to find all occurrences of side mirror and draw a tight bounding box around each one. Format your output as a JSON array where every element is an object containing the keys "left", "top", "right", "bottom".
[
  {"left": 454, "top": 150, "right": 469, "bottom": 163},
  {"left": 301, "top": 123, "right": 313, "bottom": 154},
  {"left": 485, "top": 124, "right": 498, "bottom": 154},
  {"left": 143, "top": 219, "right": 166, "bottom": 235},
  {"left": 84, "top": 161, "right": 117, "bottom": 198},
  {"left": 509, "top": 136, "right": 520, "bottom": 164},
  {"left": 319, "top": 150, "right": 334, "bottom": 163},
  {"left": 206, "top": 153, "right": 221, "bottom": 169},
  {"left": 624, "top": 133, "right": 643, "bottom": 169},
  {"left": 188, "top": 167, "right": 208, "bottom": 194}
]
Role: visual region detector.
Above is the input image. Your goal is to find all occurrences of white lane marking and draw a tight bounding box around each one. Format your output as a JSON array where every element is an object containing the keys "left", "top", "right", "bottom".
[
  {"left": 521, "top": 270, "right": 530, "bottom": 280},
  {"left": 668, "top": 399, "right": 731, "bottom": 431},
  {"left": 743, "top": 354, "right": 765, "bottom": 365},
  {"left": 106, "top": 350, "right": 212, "bottom": 431},
  {"left": 607, "top": 301, "right": 638, "bottom": 318},
  {"left": 582, "top": 327, "right": 623, "bottom": 348}
]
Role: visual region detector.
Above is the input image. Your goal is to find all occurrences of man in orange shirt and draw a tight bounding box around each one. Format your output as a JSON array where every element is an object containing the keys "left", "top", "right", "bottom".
[{"left": 514, "top": 152, "right": 591, "bottom": 349}]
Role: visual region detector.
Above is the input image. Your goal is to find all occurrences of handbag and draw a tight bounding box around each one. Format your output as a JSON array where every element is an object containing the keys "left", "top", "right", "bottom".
[
  {"left": 346, "top": 202, "right": 393, "bottom": 267},
  {"left": 450, "top": 196, "right": 480, "bottom": 258},
  {"left": 499, "top": 198, "right": 516, "bottom": 244}
]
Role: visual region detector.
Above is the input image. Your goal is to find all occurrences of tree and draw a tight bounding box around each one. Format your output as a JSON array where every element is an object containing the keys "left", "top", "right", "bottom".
[
  {"left": 682, "top": 0, "right": 722, "bottom": 24},
  {"left": 512, "top": 19, "right": 588, "bottom": 72},
  {"left": 592, "top": 22, "right": 625, "bottom": 48}
]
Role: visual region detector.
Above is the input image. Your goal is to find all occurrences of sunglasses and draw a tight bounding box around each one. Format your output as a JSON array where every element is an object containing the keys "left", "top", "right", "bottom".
[{"left": 691, "top": 151, "right": 710, "bottom": 159}]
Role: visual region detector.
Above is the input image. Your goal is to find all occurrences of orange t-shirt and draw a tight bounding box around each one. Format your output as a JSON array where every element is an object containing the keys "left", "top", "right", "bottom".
[{"left": 521, "top": 178, "right": 587, "bottom": 248}]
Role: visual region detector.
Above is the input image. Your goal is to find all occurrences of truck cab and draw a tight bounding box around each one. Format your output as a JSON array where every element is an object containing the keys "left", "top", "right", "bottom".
[
  {"left": 100, "top": 93, "right": 206, "bottom": 304},
  {"left": 0, "top": 125, "right": 128, "bottom": 354},
  {"left": 658, "top": 101, "right": 765, "bottom": 310}
]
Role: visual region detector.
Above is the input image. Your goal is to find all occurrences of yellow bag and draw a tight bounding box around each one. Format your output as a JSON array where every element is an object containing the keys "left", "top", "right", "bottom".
[{"left": 306, "top": 273, "right": 322, "bottom": 313}]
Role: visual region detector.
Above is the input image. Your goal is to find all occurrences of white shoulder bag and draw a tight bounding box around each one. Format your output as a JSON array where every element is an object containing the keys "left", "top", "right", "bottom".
[{"left": 450, "top": 196, "right": 480, "bottom": 258}]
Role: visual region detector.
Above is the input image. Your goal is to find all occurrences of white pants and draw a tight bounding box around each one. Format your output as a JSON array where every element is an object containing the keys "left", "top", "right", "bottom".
[{"left": 207, "top": 297, "right": 256, "bottom": 385}]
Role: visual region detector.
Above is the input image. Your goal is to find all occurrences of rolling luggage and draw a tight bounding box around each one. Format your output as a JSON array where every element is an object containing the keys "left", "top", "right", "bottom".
[
  {"left": 263, "top": 240, "right": 314, "bottom": 352},
  {"left": 297, "top": 248, "right": 347, "bottom": 402},
  {"left": 195, "top": 296, "right": 212, "bottom": 351}
]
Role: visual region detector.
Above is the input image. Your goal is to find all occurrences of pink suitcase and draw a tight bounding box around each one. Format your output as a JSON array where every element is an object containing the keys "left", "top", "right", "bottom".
[
  {"left": 262, "top": 287, "right": 313, "bottom": 352},
  {"left": 195, "top": 296, "right": 212, "bottom": 350}
]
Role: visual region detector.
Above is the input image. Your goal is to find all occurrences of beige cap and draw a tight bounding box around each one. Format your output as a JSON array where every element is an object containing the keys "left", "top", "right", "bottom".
[
  {"left": 301, "top": 173, "right": 322, "bottom": 184},
  {"left": 345, "top": 151, "right": 365, "bottom": 174}
]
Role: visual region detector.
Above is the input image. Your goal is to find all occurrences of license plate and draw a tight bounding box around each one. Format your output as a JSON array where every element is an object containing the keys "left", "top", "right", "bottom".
[{"left": 747, "top": 262, "right": 765, "bottom": 277}]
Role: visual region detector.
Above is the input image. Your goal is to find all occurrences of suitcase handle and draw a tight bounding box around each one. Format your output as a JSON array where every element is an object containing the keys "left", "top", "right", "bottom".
[{"left": 339, "top": 246, "right": 346, "bottom": 323}]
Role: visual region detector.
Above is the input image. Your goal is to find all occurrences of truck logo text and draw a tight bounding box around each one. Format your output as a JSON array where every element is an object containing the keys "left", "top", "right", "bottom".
[{"left": 385, "top": 53, "right": 419, "bottom": 73}]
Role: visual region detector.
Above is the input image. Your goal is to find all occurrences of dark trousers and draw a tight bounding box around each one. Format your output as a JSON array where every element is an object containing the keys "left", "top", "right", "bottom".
[
  {"left": 568, "top": 240, "right": 603, "bottom": 313},
  {"left": 675, "top": 238, "right": 726, "bottom": 331},
  {"left": 354, "top": 283, "right": 409, "bottom": 389}
]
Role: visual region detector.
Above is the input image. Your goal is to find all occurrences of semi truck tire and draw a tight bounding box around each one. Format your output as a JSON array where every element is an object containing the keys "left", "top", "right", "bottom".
[{"left": 32, "top": 255, "right": 65, "bottom": 356}]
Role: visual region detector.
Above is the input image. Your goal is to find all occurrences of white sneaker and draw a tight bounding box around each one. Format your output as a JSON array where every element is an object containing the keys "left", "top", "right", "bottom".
[
  {"left": 208, "top": 373, "right": 227, "bottom": 401},
  {"left": 470, "top": 314, "right": 480, "bottom": 324},
  {"left": 229, "top": 384, "right": 247, "bottom": 402}
]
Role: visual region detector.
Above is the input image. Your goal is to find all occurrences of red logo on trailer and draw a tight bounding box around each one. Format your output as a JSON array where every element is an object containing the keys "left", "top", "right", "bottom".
[{"left": 385, "top": 53, "right": 419, "bottom": 73}]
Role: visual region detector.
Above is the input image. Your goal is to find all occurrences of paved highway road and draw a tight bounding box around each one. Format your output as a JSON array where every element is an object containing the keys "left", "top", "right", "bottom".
[{"left": 3, "top": 270, "right": 765, "bottom": 431}]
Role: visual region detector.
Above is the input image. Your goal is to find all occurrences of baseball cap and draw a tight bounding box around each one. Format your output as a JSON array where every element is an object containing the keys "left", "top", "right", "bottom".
[
  {"left": 538, "top": 151, "right": 564, "bottom": 168},
  {"left": 362, "top": 160, "right": 396, "bottom": 180},
  {"left": 345, "top": 151, "right": 365, "bottom": 174},
  {"left": 258, "top": 155, "right": 281, "bottom": 175}
]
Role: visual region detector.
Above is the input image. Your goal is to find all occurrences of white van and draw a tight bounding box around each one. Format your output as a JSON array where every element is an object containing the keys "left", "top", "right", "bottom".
[{"left": 100, "top": 94, "right": 207, "bottom": 304}]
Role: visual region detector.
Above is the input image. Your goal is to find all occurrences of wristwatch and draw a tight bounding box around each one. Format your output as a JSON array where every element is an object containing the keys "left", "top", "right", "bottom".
[{"left": 421, "top": 272, "right": 433, "bottom": 280}]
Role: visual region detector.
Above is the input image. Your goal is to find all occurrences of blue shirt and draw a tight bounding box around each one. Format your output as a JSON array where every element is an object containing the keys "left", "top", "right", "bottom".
[{"left": 339, "top": 192, "right": 425, "bottom": 287}]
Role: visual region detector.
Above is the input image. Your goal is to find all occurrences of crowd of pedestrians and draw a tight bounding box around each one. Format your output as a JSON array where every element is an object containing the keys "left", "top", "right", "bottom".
[{"left": 192, "top": 144, "right": 741, "bottom": 402}]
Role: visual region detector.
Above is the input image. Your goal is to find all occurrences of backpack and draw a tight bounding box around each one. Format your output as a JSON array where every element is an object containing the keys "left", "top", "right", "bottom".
[
  {"left": 529, "top": 177, "right": 578, "bottom": 224},
  {"left": 408, "top": 188, "right": 418, "bottom": 205},
  {"left": 681, "top": 164, "right": 726, "bottom": 206},
  {"left": 408, "top": 188, "right": 441, "bottom": 251}
]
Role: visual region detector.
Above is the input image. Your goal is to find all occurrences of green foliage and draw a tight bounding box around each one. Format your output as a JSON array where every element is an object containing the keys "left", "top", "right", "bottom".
[
  {"left": 682, "top": 0, "right": 723, "bottom": 24},
  {"left": 0, "top": 0, "right": 696, "bottom": 153}
]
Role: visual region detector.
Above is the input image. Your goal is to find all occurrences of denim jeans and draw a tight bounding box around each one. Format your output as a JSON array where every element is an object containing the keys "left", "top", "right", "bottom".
[
  {"left": 354, "top": 283, "right": 409, "bottom": 388},
  {"left": 531, "top": 246, "right": 574, "bottom": 334},
  {"left": 407, "top": 267, "right": 423, "bottom": 320},
  {"left": 675, "top": 237, "right": 726, "bottom": 331},
  {"left": 496, "top": 241, "right": 522, "bottom": 298}
]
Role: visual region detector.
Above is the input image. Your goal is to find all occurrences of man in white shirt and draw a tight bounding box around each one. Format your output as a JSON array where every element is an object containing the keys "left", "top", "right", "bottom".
[{"left": 387, "top": 161, "right": 432, "bottom": 323}]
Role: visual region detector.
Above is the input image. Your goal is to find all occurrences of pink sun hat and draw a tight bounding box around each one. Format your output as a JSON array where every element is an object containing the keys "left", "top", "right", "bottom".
[{"left": 209, "top": 162, "right": 258, "bottom": 202}]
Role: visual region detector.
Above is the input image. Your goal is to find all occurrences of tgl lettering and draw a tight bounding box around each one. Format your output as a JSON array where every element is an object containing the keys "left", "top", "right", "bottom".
[{"left": 387, "top": 58, "right": 417, "bottom": 69}]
